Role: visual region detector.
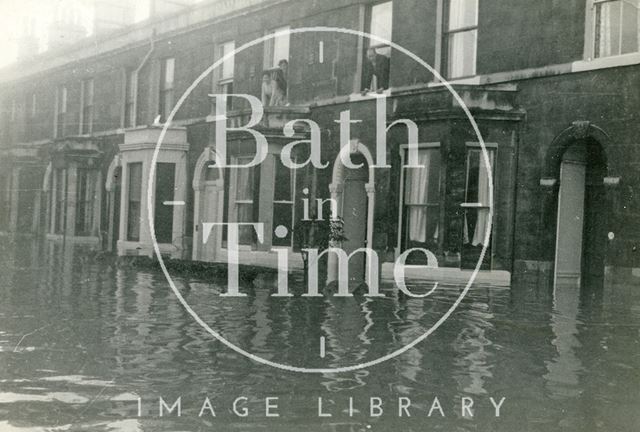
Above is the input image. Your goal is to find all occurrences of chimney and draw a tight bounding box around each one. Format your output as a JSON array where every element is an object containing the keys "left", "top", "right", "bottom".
[
  {"left": 48, "top": 1, "right": 87, "bottom": 50},
  {"left": 93, "top": 0, "right": 136, "bottom": 35},
  {"left": 17, "top": 18, "right": 39, "bottom": 61},
  {"left": 150, "top": 0, "right": 197, "bottom": 19}
]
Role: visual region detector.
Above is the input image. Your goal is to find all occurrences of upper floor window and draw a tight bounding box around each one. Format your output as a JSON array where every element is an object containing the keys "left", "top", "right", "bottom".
[
  {"left": 124, "top": 69, "right": 136, "bottom": 128},
  {"left": 10, "top": 99, "right": 16, "bottom": 122},
  {"left": 445, "top": 0, "right": 478, "bottom": 79},
  {"left": 362, "top": 1, "right": 392, "bottom": 92},
  {"left": 30, "top": 93, "right": 37, "bottom": 118},
  {"left": 81, "top": 78, "right": 94, "bottom": 135},
  {"left": 593, "top": 0, "right": 640, "bottom": 58},
  {"left": 159, "top": 57, "right": 175, "bottom": 122},
  {"left": 56, "top": 86, "right": 67, "bottom": 138},
  {"left": 215, "top": 41, "right": 235, "bottom": 111},
  {"left": 265, "top": 26, "right": 290, "bottom": 69},
  {"left": 263, "top": 27, "right": 290, "bottom": 106}
]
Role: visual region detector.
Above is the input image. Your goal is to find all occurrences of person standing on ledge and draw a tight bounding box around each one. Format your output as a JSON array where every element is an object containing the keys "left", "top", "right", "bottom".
[{"left": 362, "top": 47, "right": 390, "bottom": 92}]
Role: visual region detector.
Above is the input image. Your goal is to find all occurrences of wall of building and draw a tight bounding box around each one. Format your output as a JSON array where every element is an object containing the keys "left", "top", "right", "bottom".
[
  {"left": 478, "top": 0, "right": 586, "bottom": 75},
  {"left": 514, "top": 65, "right": 640, "bottom": 270}
]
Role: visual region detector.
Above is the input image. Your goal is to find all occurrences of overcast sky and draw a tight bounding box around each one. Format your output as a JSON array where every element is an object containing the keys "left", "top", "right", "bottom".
[{"left": 0, "top": 0, "right": 151, "bottom": 68}]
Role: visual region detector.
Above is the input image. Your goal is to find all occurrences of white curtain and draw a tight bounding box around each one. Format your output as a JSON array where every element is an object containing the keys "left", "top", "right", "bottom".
[
  {"left": 463, "top": 151, "right": 494, "bottom": 247},
  {"left": 472, "top": 151, "right": 493, "bottom": 246},
  {"left": 598, "top": 2, "right": 613, "bottom": 57},
  {"left": 405, "top": 151, "right": 430, "bottom": 243}
]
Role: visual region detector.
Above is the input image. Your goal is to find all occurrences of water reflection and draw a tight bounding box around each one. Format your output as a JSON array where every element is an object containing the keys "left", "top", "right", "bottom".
[{"left": 0, "top": 240, "right": 638, "bottom": 431}]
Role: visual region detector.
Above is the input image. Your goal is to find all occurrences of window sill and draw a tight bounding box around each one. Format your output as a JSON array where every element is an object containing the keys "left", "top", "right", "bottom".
[
  {"left": 572, "top": 52, "right": 640, "bottom": 73},
  {"left": 427, "top": 75, "right": 481, "bottom": 88}
]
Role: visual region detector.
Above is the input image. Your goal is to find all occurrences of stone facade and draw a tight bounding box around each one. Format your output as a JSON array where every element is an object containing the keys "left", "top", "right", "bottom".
[{"left": 0, "top": 0, "right": 638, "bottom": 285}]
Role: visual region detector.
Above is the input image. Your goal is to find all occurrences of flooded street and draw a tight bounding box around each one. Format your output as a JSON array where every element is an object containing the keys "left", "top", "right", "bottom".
[{"left": 0, "top": 240, "right": 639, "bottom": 432}]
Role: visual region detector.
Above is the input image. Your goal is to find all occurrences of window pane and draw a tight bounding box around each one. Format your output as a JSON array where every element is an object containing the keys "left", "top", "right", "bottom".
[
  {"left": 154, "top": 163, "right": 175, "bottom": 244},
  {"left": 464, "top": 149, "right": 495, "bottom": 247},
  {"left": 161, "top": 91, "right": 173, "bottom": 120},
  {"left": 448, "top": 29, "right": 477, "bottom": 78},
  {"left": 235, "top": 165, "right": 254, "bottom": 202},
  {"left": 220, "top": 41, "right": 235, "bottom": 80},
  {"left": 163, "top": 58, "right": 175, "bottom": 88},
  {"left": 83, "top": 79, "right": 94, "bottom": 105},
  {"left": 621, "top": 0, "right": 640, "bottom": 54},
  {"left": 596, "top": 1, "right": 622, "bottom": 57},
  {"left": 370, "top": 1, "right": 393, "bottom": 51},
  {"left": 272, "top": 27, "right": 290, "bottom": 67},
  {"left": 127, "top": 163, "right": 142, "bottom": 241},
  {"left": 274, "top": 159, "right": 293, "bottom": 201},
  {"left": 59, "top": 87, "right": 67, "bottom": 113},
  {"left": 405, "top": 206, "right": 440, "bottom": 244},
  {"left": 75, "top": 169, "right": 94, "bottom": 236},
  {"left": 465, "top": 149, "right": 494, "bottom": 205},
  {"left": 448, "top": 0, "right": 478, "bottom": 30},
  {"left": 404, "top": 149, "right": 441, "bottom": 205},
  {"left": 55, "top": 169, "right": 65, "bottom": 234},
  {"left": 403, "top": 149, "right": 441, "bottom": 244},
  {"left": 236, "top": 203, "right": 254, "bottom": 245}
]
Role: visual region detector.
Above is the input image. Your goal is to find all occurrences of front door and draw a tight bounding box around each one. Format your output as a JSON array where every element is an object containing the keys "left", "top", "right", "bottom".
[
  {"left": 554, "top": 160, "right": 587, "bottom": 286},
  {"left": 201, "top": 182, "right": 224, "bottom": 262}
]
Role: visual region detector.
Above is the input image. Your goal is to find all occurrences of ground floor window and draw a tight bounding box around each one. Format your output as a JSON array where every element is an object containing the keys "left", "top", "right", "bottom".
[
  {"left": 400, "top": 147, "right": 442, "bottom": 261},
  {"left": 16, "top": 170, "right": 38, "bottom": 233},
  {"left": 53, "top": 169, "right": 65, "bottom": 234},
  {"left": 463, "top": 148, "right": 495, "bottom": 246},
  {"left": 75, "top": 168, "right": 96, "bottom": 236},
  {"left": 461, "top": 147, "right": 496, "bottom": 269},
  {"left": 0, "top": 173, "right": 10, "bottom": 229},
  {"left": 127, "top": 162, "right": 142, "bottom": 241},
  {"left": 230, "top": 157, "right": 258, "bottom": 245},
  {"left": 154, "top": 163, "right": 176, "bottom": 244}
]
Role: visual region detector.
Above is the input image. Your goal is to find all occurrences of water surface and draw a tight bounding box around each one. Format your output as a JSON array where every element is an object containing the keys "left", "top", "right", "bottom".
[{"left": 0, "top": 240, "right": 638, "bottom": 431}]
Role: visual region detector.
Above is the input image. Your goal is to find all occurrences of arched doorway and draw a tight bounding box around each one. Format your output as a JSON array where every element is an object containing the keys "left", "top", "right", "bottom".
[
  {"left": 192, "top": 148, "right": 225, "bottom": 262},
  {"left": 328, "top": 140, "right": 376, "bottom": 286},
  {"left": 554, "top": 136, "right": 608, "bottom": 288}
]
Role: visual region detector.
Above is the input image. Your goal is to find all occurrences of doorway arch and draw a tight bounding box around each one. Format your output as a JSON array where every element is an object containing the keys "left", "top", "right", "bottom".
[
  {"left": 328, "top": 140, "right": 376, "bottom": 286},
  {"left": 192, "top": 148, "right": 225, "bottom": 262},
  {"left": 549, "top": 122, "right": 613, "bottom": 289}
]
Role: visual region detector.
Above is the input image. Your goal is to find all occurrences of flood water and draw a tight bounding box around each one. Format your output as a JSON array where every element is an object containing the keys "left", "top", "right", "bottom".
[{"left": 0, "top": 239, "right": 639, "bottom": 431}]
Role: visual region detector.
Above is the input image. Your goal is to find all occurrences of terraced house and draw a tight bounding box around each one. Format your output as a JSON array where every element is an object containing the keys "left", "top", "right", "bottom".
[{"left": 0, "top": 0, "right": 639, "bottom": 288}]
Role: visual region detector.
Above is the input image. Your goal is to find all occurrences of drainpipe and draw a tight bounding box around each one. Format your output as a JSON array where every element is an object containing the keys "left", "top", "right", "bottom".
[{"left": 132, "top": 29, "right": 156, "bottom": 127}]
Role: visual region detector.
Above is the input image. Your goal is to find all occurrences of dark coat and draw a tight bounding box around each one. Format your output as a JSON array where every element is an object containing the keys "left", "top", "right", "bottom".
[{"left": 362, "top": 54, "right": 390, "bottom": 90}]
